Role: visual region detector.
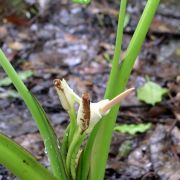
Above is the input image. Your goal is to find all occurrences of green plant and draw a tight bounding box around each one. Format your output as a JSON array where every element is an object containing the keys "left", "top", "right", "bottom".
[
  {"left": 72, "top": 0, "right": 91, "bottom": 4},
  {"left": 114, "top": 123, "right": 152, "bottom": 135},
  {"left": 137, "top": 80, "right": 168, "bottom": 105},
  {"left": 0, "top": 0, "right": 160, "bottom": 179}
]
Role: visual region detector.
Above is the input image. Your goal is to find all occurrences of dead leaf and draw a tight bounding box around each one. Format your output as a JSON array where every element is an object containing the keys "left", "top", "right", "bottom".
[
  {"left": 8, "top": 41, "right": 24, "bottom": 51},
  {"left": 0, "top": 26, "right": 7, "bottom": 39}
]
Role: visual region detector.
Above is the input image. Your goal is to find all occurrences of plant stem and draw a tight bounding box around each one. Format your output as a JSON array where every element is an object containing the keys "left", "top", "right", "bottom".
[
  {"left": 76, "top": 128, "right": 96, "bottom": 180},
  {"left": 88, "top": 1, "right": 160, "bottom": 180},
  {"left": 70, "top": 137, "right": 84, "bottom": 179},
  {"left": 66, "top": 128, "right": 85, "bottom": 178},
  {"left": 68, "top": 109, "right": 77, "bottom": 146},
  {"left": 61, "top": 124, "right": 70, "bottom": 158}
]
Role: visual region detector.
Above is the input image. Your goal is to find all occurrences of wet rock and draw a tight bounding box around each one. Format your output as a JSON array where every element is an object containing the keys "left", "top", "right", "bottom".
[
  {"left": 58, "top": 7, "right": 85, "bottom": 26},
  {"left": 0, "top": 165, "right": 11, "bottom": 180},
  {"left": 149, "top": 125, "right": 180, "bottom": 180}
]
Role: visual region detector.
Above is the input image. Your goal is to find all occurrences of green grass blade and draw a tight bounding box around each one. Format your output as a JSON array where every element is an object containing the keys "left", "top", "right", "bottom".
[
  {"left": 0, "top": 49, "right": 67, "bottom": 179},
  {"left": 76, "top": 1, "right": 127, "bottom": 179},
  {"left": 0, "top": 133, "right": 56, "bottom": 180},
  {"left": 31, "top": 94, "right": 68, "bottom": 179},
  {"left": 87, "top": 1, "right": 160, "bottom": 179},
  {"left": 105, "top": 0, "right": 127, "bottom": 99}
]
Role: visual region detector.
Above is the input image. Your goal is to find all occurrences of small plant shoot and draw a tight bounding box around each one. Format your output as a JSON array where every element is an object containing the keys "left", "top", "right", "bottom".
[
  {"left": 71, "top": 0, "right": 91, "bottom": 5},
  {"left": 137, "top": 81, "right": 168, "bottom": 105}
]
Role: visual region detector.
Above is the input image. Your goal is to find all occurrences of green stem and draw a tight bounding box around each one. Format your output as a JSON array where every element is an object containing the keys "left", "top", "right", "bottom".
[
  {"left": 0, "top": 133, "right": 56, "bottom": 180},
  {"left": 76, "top": 129, "right": 96, "bottom": 180},
  {"left": 66, "top": 128, "right": 85, "bottom": 178},
  {"left": 88, "top": 0, "right": 160, "bottom": 180},
  {"left": 62, "top": 107, "right": 77, "bottom": 158},
  {"left": 70, "top": 136, "right": 84, "bottom": 179},
  {"left": 68, "top": 109, "right": 77, "bottom": 146}
]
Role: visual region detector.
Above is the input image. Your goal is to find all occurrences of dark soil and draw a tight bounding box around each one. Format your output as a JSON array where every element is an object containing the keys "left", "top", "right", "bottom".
[{"left": 0, "top": 0, "right": 180, "bottom": 179}]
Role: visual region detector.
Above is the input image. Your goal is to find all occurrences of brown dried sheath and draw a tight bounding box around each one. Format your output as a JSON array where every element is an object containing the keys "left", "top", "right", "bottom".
[{"left": 81, "top": 93, "right": 90, "bottom": 133}]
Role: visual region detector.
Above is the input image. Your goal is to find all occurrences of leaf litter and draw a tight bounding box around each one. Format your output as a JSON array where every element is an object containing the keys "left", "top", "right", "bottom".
[{"left": 0, "top": 0, "right": 179, "bottom": 179}]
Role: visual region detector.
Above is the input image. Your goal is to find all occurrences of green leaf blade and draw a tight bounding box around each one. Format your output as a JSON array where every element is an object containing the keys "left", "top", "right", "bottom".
[
  {"left": 87, "top": 0, "right": 160, "bottom": 179},
  {"left": 0, "top": 49, "right": 67, "bottom": 179},
  {"left": 30, "top": 94, "right": 68, "bottom": 180},
  {"left": 0, "top": 133, "right": 56, "bottom": 180}
]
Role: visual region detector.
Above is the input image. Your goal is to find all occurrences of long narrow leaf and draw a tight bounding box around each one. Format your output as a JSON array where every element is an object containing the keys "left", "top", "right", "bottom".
[
  {"left": 0, "top": 49, "right": 67, "bottom": 179},
  {"left": 87, "top": 1, "right": 160, "bottom": 179},
  {"left": 77, "top": 1, "right": 127, "bottom": 179},
  {"left": 31, "top": 94, "right": 68, "bottom": 179},
  {"left": 0, "top": 133, "right": 56, "bottom": 180}
]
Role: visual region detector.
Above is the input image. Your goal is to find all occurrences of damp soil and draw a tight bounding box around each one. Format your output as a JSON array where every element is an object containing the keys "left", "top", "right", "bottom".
[{"left": 0, "top": 0, "right": 180, "bottom": 179}]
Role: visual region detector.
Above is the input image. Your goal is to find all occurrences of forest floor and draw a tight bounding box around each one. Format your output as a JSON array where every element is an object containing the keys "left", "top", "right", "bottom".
[{"left": 0, "top": 0, "right": 180, "bottom": 179}]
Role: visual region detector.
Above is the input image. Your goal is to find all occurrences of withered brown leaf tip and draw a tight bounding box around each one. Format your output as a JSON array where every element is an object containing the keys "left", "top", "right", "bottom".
[{"left": 53, "top": 79, "right": 63, "bottom": 90}]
